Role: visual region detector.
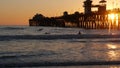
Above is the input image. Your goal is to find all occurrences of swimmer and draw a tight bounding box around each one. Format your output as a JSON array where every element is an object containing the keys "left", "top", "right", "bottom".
[{"left": 78, "top": 31, "right": 81, "bottom": 35}]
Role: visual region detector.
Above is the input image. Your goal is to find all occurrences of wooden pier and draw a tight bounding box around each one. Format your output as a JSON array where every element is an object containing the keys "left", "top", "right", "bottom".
[
  {"left": 29, "top": 0, "right": 120, "bottom": 29},
  {"left": 62, "top": 10, "right": 120, "bottom": 29},
  {"left": 78, "top": 13, "right": 108, "bottom": 29},
  {"left": 29, "top": 11, "right": 120, "bottom": 29},
  {"left": 77, "top": 13, "right": 118, "bottom": 29}
]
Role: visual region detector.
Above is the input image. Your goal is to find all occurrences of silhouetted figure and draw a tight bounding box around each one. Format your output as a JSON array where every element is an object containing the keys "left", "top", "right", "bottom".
[
  {"left": 78, "top": 31, "right": 81, "bottom": 35},
  {"left": 37, "top": 28, "right": 43, "bottom": 31}
]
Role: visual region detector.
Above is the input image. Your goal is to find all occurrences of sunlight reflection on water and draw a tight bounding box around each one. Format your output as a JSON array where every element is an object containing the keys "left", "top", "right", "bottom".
[
  {"left": 107, "top": 44, "right": 117, "bottom": 49},
  {"left": 107, "top": 44, "right": 120, "bottom": 61},
  {"left": 108, "top": 51, "right": 117, "bottom": 60}
]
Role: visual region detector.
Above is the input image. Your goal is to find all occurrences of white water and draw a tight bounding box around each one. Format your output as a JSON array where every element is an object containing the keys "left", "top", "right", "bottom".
[{"left": 0, "top": 26, "right": 120, "bottom": 68}]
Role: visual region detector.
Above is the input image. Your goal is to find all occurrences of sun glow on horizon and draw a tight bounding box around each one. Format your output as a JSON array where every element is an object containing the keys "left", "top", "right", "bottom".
[
  {"left": 108, "top": 13, "right": 119, "bottom": 27},
  {"left": 0, "top": 0, "right": 120, "bottom": 25},
  {"left": 108, "top": 13, "right": 115, "bottom": 20}
]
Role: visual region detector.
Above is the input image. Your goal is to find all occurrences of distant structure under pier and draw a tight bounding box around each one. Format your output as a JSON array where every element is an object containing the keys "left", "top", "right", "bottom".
[{"left": 29, "top": 0, "right": 120, "bottom": 29}]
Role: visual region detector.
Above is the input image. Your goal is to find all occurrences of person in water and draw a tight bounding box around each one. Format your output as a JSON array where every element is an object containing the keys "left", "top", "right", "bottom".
[{"left": 78, "top": 31, "right": 81, "bottom": 35}]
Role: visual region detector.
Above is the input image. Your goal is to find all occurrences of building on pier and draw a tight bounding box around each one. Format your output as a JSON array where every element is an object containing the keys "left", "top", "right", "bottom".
[
  {"left": 81, "top": 0, "right": 120, "bottom": 29},
  {"left": 84, "top": 0, "right": 106, "bottom": 14}
]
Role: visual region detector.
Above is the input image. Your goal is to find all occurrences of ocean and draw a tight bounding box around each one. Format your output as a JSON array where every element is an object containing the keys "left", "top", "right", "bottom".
[{"left": 0, "top": 26, "right": 120, "bottom": 68}]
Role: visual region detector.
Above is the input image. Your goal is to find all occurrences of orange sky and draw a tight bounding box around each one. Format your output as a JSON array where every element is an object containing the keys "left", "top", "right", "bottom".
[{"left": 0, "top": 0, "right": 119, "bottom": 25}]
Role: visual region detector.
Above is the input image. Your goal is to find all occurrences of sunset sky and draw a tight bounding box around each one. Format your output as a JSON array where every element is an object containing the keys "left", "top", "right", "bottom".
[{"left": 0, "top": 0, "right": 119, "bottom": 25}]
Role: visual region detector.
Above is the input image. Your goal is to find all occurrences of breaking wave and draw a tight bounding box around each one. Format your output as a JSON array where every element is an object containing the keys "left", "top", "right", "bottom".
[{"left": 0, "top": 27, "right": 25, "bottom": 30}]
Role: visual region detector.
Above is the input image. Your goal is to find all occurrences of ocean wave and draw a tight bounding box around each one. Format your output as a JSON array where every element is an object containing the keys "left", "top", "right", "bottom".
[
  {"left": 0, "top": 49, "right": 56, "bottom": 59},
  {"left": 0, "top": 34, "right": 120, "bottom": 41},
  {"left": 0, "top": 27, "right": 25, "bottom": 30},
  {"left": 1, "top": 61, "right": 120, "bottom": 67}
]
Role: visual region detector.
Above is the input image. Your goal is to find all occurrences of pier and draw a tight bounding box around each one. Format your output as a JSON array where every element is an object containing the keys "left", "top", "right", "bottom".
[
  {"left": 29, "top": 0, "right": 120, "bottom": 29},
  {"left": 76, "top": 11, "right": 120, "bottom": 29}
]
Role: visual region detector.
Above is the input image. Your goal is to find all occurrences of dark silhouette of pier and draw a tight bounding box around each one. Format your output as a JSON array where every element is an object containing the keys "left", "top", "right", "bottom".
[{"left": 29, "top": 0, "right": 120, "bottom": 29}]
